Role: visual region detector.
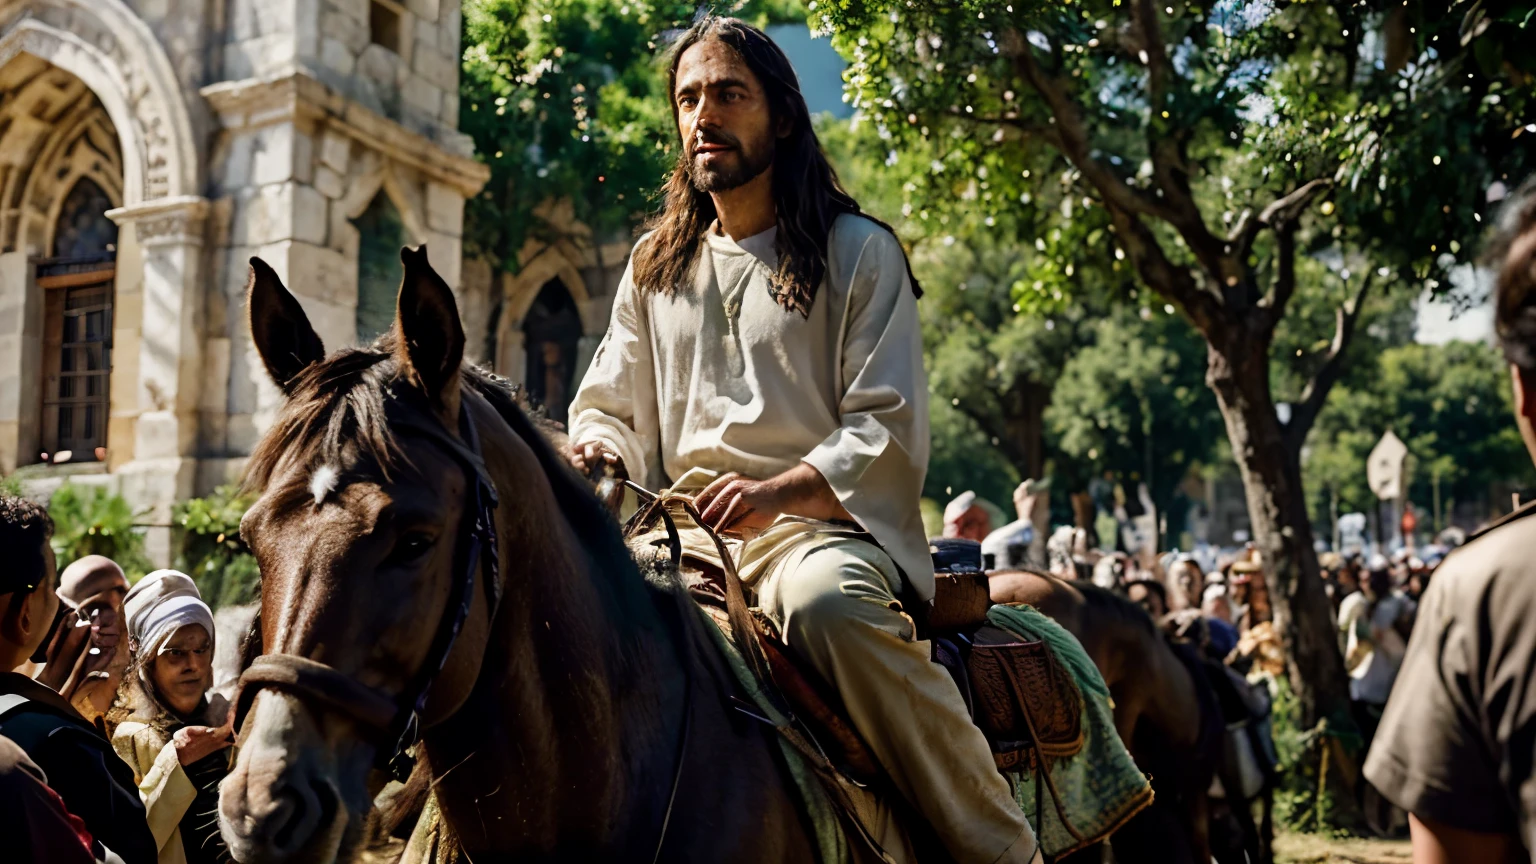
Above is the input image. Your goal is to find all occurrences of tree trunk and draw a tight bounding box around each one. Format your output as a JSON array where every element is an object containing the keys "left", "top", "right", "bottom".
[
  {"left": 1206, "top": 330, "right": 1354, "bottom": 730},
  {"left": 1002, "top": 379, "right": 1051, "bottom": 480}
]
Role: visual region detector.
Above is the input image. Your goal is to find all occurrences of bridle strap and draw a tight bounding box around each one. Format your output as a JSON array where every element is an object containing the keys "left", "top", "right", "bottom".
[
  {"left": 235, "top": 398, "right": 501, "bottom": 782},
  {"left": 234, "top": 655, "right": 399, "bottom": 736}
]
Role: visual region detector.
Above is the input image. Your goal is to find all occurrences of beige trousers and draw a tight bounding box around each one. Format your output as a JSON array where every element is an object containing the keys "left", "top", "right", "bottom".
[{"left": 752, "top": 532, "right": 1039, "bottom": 864}]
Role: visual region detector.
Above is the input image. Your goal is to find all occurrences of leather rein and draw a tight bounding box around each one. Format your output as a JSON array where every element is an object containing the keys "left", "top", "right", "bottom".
[{"left": 234, "top": 401, "right": 501, "bottom": 783}]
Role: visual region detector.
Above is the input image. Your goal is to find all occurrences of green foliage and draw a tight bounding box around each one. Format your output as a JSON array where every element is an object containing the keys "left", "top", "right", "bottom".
[
  {"left": 825, "top": 115, "right": 1222, "bottom": 523},
  {"left": 814, "top": 1, "right": 1533, "bottom": 302},
  {"left": 1047, "top": 306, "right": 1224, "bottom": 535},
  {"left": 47, "top": 485, "right": 151, "bottom": 579},
  {"left": 173, "top": 485, "right": 260, "bottom": 610},
  {"left": 1303, "top": 340, "right": 1535, "bottom": 526},
  {"left": 459, "top": 0, "right": 808, "bottom": 271},
  {"left": 0, "top": 474, "right": 23, "bottom": 498},
  {"left": 1269, "top": 675, "right": 1362, "bottom": 836}
]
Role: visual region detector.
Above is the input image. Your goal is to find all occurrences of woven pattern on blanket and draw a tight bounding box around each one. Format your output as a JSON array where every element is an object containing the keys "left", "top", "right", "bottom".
[{"left": 989, "top": 603, "right": 1155, "bottom": 858}]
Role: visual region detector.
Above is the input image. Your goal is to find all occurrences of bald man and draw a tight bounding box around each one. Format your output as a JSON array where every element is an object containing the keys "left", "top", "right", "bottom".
[
  {"left": 33, "top": 557, "right": 129, "bottom": 723},
  {"left": 942, "top": 491, "right": 992, "bottom": 542}
]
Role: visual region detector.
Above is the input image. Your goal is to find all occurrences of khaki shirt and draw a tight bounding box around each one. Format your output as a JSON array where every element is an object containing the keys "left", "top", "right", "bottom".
[{"left": 1364, "top": 502, "right": 1536, "bottom": 843}]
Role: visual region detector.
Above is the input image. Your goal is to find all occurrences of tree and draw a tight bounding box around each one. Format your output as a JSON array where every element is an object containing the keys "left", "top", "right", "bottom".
[
  {"left": 460, "top": 0, "right": 679, "bottom": 273},
  {"left": 815, "top": 0, "right": 1535, "bottom": 726},
  {"left": 1047, "top": 306, "right": 1225, "bottom": 544},
  {"left": 1304, "top": 340, "right": 1536, "bottom": 536}
]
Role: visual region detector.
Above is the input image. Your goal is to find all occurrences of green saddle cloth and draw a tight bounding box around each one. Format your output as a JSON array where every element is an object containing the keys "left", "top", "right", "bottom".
[{"left": 989, "top": 603, "right": 1155, "bottom": 858}]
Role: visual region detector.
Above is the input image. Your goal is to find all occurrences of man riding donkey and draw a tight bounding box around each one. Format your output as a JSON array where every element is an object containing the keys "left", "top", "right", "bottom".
[{"left": 566, "top": 16, "right": 1040, "bottom": 864}]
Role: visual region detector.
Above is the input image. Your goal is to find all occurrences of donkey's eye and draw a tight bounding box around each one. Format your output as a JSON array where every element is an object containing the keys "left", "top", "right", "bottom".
[{"left": 393, "top": 532, "right": 436, "bottom": 564}]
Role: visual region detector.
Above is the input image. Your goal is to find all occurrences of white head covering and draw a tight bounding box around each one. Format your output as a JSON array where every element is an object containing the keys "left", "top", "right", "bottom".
[
  {"left": 981, "top": 519, "right": 1035, "bottom": 570},
  {"left": 943, "top": 491, "right": 979, "bottom": 523},
  {"left": 125, "top": 569, "right": 215, "bottom": 657}
]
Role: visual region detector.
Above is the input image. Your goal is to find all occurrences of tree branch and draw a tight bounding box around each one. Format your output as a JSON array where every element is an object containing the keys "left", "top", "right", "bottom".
[
  {"left": 1235, "top": 178, "right": 1333, "bottom": 263},
  {"left": 1128, "top": 0, "right": 1229, "bottom": 282},
  {"left": 1004, "top": 34, "right": 1174, "bottom": 223},
  {"left": 1284, "top": 271, "right": 1375, "bottom": 453},
  {"left": 944, "top": 106, "right": 1059, "bottom": 140},
  {"left": 1262, "top": 223, "right": 1298, "bottom": 323},
  {"left": 1002, "top": 31, "right": 1225, "bottom": 335}
]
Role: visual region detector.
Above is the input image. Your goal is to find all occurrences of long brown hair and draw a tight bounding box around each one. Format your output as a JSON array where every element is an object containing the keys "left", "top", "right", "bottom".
[{"left": 630, "top": 14, "right": 920, "bottom": 316}]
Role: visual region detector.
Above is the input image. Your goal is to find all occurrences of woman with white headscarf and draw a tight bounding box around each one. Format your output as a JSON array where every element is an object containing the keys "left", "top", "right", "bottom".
[{"left": 105, "top": 571, "right": 231, "bottom": 864}]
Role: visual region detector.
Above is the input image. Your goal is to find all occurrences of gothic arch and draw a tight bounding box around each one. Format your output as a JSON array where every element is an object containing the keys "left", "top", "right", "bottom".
[
  {"left": 0, "top": 0, "right": 199, "bottom": 205},
  {"left": 501, "top": 251, "right": 589, "bottom": 334}
]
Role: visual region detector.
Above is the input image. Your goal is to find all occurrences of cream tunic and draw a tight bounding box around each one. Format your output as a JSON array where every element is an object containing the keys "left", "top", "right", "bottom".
[{"left": 569, "top": 213, "right": 935, "bottom": 599}]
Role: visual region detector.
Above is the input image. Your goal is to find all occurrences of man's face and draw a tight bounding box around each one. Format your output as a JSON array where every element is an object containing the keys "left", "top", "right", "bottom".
[
  {"left": 674, "top": 40, "right": 780, "bottom": 193},
  {"left": 1128, "top": 583, "right": 1166, "bottom": 619},
  {"left": 18, "top": 544, "right": 59, "bottom": 661},
  {"left": 1513, "top": 365, "right": 1536, "bottom": 466},
  {"left": 944, "top": 506, "right": 990, "bottom": 542},
  {"left": 82, "top": 589, "right": 124, "bottom": 650}
]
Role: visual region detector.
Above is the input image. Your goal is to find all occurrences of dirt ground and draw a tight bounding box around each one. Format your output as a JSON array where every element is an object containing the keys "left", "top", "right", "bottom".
[
  {"left": 358, "top": 827, "right": 1411, "bottom": 863},
  {"left": 1275, "top": 831, "right": 1413, "bottom": 864}
]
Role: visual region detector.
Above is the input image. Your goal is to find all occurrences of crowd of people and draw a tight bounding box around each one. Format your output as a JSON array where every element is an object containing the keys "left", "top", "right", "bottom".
[{"left": 0, "top": 497, "right": 232, "bottom": 864}]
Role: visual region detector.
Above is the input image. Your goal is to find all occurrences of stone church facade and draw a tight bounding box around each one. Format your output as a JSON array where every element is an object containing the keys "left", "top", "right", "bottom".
[{"left": 0, "top": 0, "right": 629, "bottom": 562}]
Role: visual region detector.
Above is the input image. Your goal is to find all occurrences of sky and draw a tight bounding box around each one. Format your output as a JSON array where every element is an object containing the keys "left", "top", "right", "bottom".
[{"left": 765, "top": 24, "right": 852, "bottom": 118}]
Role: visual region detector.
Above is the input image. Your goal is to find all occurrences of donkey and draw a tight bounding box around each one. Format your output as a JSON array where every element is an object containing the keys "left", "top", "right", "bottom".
[
  {"left": 217, "top": 247, "right": 823, "bottom": 863},
  {"left": 988, "top": 569, "right": 1220, "bottom": 864}
]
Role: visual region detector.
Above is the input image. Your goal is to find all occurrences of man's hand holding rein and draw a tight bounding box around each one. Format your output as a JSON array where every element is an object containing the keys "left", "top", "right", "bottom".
[{"left": 692, "top": 462, "right": 852, "bottom": 535}]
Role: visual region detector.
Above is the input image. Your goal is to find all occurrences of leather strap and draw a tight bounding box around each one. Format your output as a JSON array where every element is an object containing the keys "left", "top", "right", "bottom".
[{"left": 234, "top": 655, "right": 398, "bottom": 737}]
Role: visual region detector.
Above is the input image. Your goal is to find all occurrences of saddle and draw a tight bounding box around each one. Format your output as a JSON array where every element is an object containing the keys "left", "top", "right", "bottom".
[
  {"left": 926, "top": 543, "right": 1086, "bottom": 775},
  {"left": 625, "top": 500, "right": 1084, "bottom": 785}
]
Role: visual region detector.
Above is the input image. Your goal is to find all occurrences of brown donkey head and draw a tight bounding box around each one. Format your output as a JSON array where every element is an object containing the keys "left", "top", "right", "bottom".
[{"left": 219, "top": 247, "right": 497, "bottom": 864}]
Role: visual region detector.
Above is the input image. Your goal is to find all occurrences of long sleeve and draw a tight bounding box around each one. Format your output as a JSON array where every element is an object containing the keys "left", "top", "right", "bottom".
[
  {"left": 113, "top": 724, "right": 194, "bottom": 855},
  {"left": 568, "top": 253, "right": 661, "bottom": 488},
  {"left": 802, "top": 226, "right": 935, "bottom": 599}
]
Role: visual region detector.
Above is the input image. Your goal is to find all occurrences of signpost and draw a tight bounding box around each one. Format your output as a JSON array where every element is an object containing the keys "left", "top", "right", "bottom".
[{"left": 1368, "top": 431, "right": 1409, "bottom": 551}]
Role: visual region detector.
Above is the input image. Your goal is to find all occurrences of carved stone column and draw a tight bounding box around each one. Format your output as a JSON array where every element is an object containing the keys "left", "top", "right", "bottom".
[{"left": 105, "top": 195, "right": 209, "bottom": 564}]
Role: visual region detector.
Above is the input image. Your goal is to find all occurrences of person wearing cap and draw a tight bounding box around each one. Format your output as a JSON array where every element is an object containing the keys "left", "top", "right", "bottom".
[
  {"left": 1365, "top": 179, "right": 1536, "bottom": 862},
  {"left": 107, "top": 571, "right": 231, "bottom": 864},
  {"left": 33, "top": 556, "right": 131, "bottom": 724},
  {"left": 0, "top": 496, "right": 156, "bottom": 864},
  {"left": 942, "top": 490, "right": 992, "bottom": 542}
]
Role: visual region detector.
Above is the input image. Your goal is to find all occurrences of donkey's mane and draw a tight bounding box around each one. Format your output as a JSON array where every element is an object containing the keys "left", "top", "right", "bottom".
[{"left": 242, "top": 338, "right": 639, "bottom": 599}]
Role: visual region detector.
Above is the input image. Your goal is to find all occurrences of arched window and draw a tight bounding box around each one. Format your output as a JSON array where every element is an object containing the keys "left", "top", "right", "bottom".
[
  {"left": 352, "top": 191, "right": 407, "bottom": 344},
  {"left": 522, "top": 279, "right": 583, "bottom": 424},
  {"left": 53, "top": 178, "right": 117, "bottom": 258},
  {"left": 39, "top": 178, "right": 118, "bottom": 462}
]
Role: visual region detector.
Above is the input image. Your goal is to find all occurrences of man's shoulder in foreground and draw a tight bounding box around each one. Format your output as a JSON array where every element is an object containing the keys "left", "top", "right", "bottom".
[
  {"left": 1364, "top": 501, "right": 1536, "bottom": 841},
  {"left": 1426, "top": 501, "right": 1536, "bottom": 604}
]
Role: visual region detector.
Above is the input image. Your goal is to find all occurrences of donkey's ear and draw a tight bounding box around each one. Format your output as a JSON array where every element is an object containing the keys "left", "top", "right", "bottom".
[
  {"left": 247, "top": 257, "right": 325, "bottom": 394},
  {"left": 394, "top": 245, "right": 464, "bottom": 413}
]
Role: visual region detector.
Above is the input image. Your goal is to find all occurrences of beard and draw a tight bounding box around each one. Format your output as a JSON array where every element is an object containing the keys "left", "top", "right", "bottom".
[{"left": 685, "top": 130, "right": 775, "bottom": 193}]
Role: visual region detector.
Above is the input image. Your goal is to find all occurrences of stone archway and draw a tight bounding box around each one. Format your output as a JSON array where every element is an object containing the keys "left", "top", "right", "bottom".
[
  {"left": 0, "top": 0, "right": 199, "bottom": 203},
  {"left": 494, "top": 249, "right": 591, "bottom": 384},
  {"left": 0, "top": 1, "right": 204, "bottom": 563}
]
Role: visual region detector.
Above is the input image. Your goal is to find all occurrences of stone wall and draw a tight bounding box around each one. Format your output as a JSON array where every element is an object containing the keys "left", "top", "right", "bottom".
[
  {"left": 0, "top": 0, "right": 486, "bottom": 565},
  {"left": 198, "top": 72, "right": 486, "bottom": 490},
  {"left": 224, "top": 0, "right": 466, "bottom": 153}
]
